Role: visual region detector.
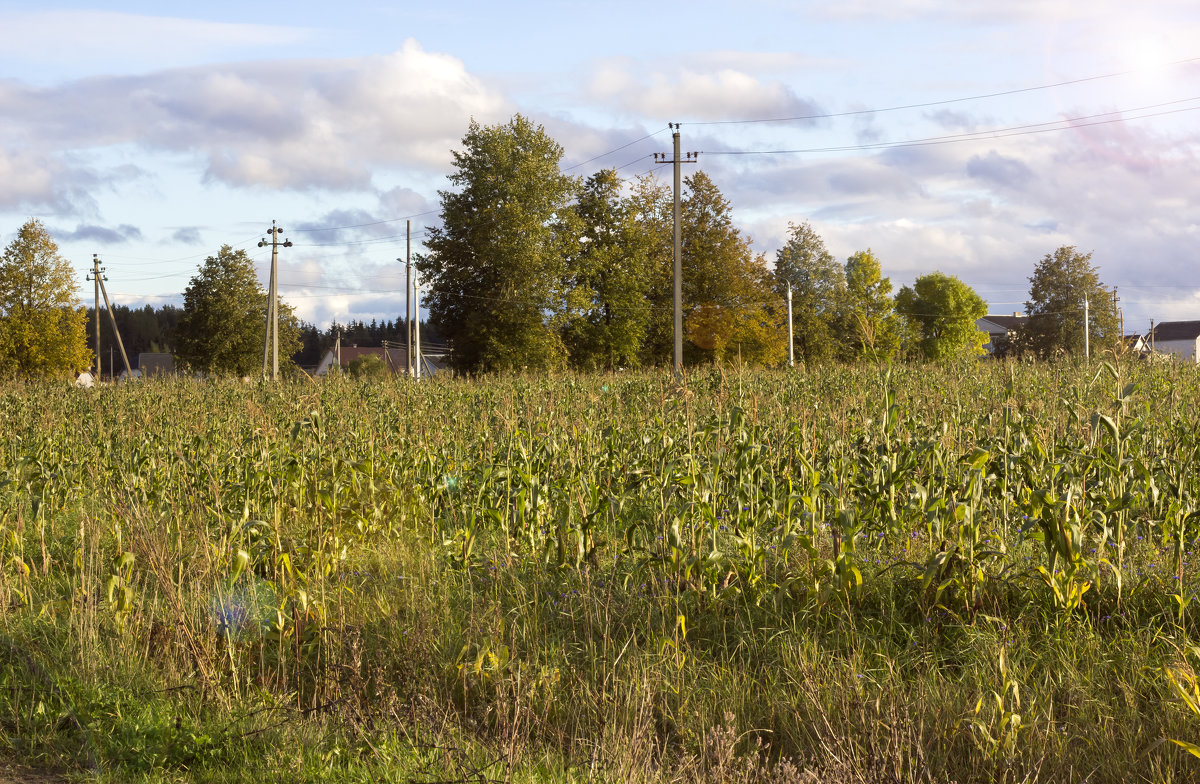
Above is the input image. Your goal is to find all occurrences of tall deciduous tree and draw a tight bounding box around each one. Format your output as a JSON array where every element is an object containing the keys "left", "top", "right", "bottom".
[
  {"left": 839, "top": 249, "right": 898, "bottom": 361},
  {"left": 774, "top": 221, "right": 844, "bottom": 364},
  {"left": 1020, "top": 246, "right": 1119, "bottom": 358},
  {"left": 0, "top": 219, "right": 90, "bottom": 377},
  {"left": 628, "top": 174, "right": 674, "bottom": 366},
  {"left": 175, "top": 245, "right": 300, "bottom": 376},
  {"left": 895, "top": 272, "right": 988, "bottom": 361},
  {"left": 675, "top": 171, "right": 786, "bottom": 366},
  {"left": 418, "top": 115, "right": 578, "bottom": 373},
  {"left": 562, "top": 169, "right": 655, "bottom": 369}
]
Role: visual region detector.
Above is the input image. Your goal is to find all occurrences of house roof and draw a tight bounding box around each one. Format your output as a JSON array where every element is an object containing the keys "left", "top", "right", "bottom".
[
  {"left": 1150, "top": 320, "right": 1200, "bottom": 342},
  {"left": 337, "top": 346, "right": 407, "bottom": 370},
  {"left": 979, "top": 315, "right": 1027, "bottom": 330}
]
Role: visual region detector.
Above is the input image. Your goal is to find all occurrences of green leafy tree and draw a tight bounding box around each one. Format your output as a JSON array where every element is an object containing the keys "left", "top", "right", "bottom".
[
  {"left": 668, "top": 171, "right": 786, "bottom": 366},
  {"left": 628, "top": 174, "right": 675, "bottom": 366},
  {"left": 1020, "top": 246, "right": 1119, "bottom": 358},
  {"left": 418, "top": 115, "right": 579, "bottom": 373},
  {"left": 562, "top": 169, "right": 655, "bottom": 369},
  {"left": 175, "top": 245, "right": 300, "bottom": 376},
  {"left": 347, "top": 354, "right": 388, "bottom": 379},
  {"left": 0, "top": 219, "right": 90, "bottom": 377},
  {"left": 839, "top": 249, "right": 899, "bottom": 361},
  {"left": 895, "top": 272, "right": 988, "bottom": 361},
  {"left": 774, "top": 221, "right": 845, "bottom": 364}
]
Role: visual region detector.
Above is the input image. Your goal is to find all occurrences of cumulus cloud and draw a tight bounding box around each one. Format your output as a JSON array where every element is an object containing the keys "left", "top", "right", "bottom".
[
  {"left": 0, "top": 39, "right": 511, "bottom": 193},
  {"left": 698, "top": 110, "right": 1199, "bottom": 329},
  {"left": 586, "top": 58, "right": 824, "bottom": 122},
  {"left": 0, "top": 147, "right": 103, "bottom": 216}
]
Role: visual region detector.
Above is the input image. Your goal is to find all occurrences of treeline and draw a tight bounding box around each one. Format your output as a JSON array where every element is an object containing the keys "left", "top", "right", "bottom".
[
  {"left": 417, "top": 115, "right": 1123, "bottom": 373},
  {"left": 83, "top": 303, "right": 439, "bottom": 374}
]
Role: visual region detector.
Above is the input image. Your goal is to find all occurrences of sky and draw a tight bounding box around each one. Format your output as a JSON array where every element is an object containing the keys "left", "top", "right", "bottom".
[{"left": 1, "top": 0, "right": 1198, "bottom": 335}]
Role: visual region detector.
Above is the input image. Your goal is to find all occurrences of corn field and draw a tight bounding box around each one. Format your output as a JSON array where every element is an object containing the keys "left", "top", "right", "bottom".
[{"left": 1, "top": 360, "right": 1199, "bottom": 782}]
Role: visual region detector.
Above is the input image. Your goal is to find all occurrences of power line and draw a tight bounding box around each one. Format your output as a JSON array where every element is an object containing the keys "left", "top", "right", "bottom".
[
  {"left": 702, "top": 99, "right": 1200, "bottom": 157},
  {"left": 564, "top": 127, "right": 671, "bottom": 171},
  {"left": 687, "top": 55, "right": 1200, "bottom": 127}
]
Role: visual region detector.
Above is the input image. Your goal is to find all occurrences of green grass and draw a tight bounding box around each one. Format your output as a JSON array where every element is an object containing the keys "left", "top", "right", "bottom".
[{"left": 1, "top": 360, "right": 1200, "bottom": 782}]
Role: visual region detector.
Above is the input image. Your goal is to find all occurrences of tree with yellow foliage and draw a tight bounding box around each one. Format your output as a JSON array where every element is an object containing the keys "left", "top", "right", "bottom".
[{"left": 0, "top": 220, "right": 90, "bottom": 378}]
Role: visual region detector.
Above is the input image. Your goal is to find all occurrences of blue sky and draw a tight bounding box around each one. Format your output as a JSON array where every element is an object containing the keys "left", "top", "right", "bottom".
[{"left": 1, "top": 1, "right": 1198, "bottom": 333}]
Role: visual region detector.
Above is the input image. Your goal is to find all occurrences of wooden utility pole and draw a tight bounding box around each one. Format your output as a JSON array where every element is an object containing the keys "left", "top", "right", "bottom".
[
  {"left": 92, "top": 255, "right": 132, "bottom": 378},
  {"left": 654, "top": 124, "right": 697, "bottom": 378},
  {"left": 1114, "top": 287, "right": 1124, "bottom": 340},
  {"left": 258, "top": 221, "right": 291, "bottom": 380}
]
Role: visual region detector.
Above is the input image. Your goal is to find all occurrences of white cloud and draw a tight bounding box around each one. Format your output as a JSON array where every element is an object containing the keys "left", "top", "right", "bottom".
[
  {"left": 586, "top": 59, "right": 822, "bottom": 122},
  {"left": 0, "top": 40, "right": 511, "bottom": 194}
]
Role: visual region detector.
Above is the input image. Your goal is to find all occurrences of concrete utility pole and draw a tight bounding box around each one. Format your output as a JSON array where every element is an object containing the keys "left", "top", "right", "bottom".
[
  {"left": 86, "top": 255, "right": 103, "bottom": 375},
  {"left": 414, "top": 276, "right": 422, "bottom": 380},
  {"left": 786, "top": 282, "right": 794, "bottom": 367},
  {"left": 258, "top": 221, "right": 291, "bottom": 380},
  {"left": 92, "top": 255, "right": 132, "bottom": 378},
  {"left": 1083, "top": 294, "right": 1090, "bottom": 360},
  {"left": 400, "top": 219, "right": 413, "bottom": 377},
  {"left": 654, "top": 124, "right": 697, "bottom": 378}
]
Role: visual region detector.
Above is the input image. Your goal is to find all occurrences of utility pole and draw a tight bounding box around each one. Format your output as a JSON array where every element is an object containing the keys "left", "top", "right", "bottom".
[
  {"left": 86, "top": 255, "right": 103, "bottom": 375},
  {"left": 1114, "top": 287, "right": 1124, "bottom": 340},
  {"left": 258, "top": 221, "right": 291, "bottom": 380},
  {"left": 1083, "top": 294, "right": 1090, "bottom": 360},
  {"left": 414, "top": 276, "right": 422, "bottom": 380},
  {"left": 400, "top": 219, "right": 413, "bottom": 377},
  {"left": 654, "top": 123, "right": 697, "bottom": 378},
  {"left": 92, "top": 255, "right": 132, "bottom": 378},
  {"left": 786, "top": 282, "right": 794, "bottom": 367}
]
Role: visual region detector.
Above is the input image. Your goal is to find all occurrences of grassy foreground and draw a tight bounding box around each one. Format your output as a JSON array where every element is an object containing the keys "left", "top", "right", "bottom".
[{"left": 1, "top": 361, "right": 1200, "bottom": 782}]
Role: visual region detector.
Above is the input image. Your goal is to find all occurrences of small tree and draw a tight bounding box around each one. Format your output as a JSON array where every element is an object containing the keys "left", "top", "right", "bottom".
[
  {"left": 1021, "top": 246, "right": 1119, "bottom": 358},
  {"left": 175, "top": 245, "right": 300, "bottom": 376},
  {"left": 839, "top": 249, "right": 898, "bottom": 362},
  {"left": 895, "top": 272, "right": 988, "bottom": 361},
  {"left": 0, "top": 219, "right": 90, "bottom": 377},
  {"left": 347, "top": 354, "right": 388, "bottom": 379}
]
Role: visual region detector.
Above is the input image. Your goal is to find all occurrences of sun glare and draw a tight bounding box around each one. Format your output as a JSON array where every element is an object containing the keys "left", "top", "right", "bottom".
[{"left": 1119, "top": 35, "right": 1182, "bottom": 75}]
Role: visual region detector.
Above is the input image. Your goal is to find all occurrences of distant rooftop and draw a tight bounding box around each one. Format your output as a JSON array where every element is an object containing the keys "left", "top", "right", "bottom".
[
  {"left": 979, "top": 314, "right": 1027, "bottom": 330},
  {"left": 1150, "top": 320, "right": 1200, "bottom": 342}
]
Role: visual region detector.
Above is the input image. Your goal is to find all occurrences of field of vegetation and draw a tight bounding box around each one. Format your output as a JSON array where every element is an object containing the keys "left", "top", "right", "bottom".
[{"left": 2, "top": 361, "right": 1200, "bottom": 782}]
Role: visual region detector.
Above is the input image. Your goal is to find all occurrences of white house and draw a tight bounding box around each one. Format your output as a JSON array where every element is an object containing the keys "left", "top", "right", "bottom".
[
  {"left": 313, "top": 345, "right": 445, "bottom": 377},
  {"left": 975, "top": 314, "right": 1027, "bottom": 355},
  {"left": 1148, "top": 320, "right": 1200, "bottom": 362},
  {"left": 315, "top": 345, "right": 408, "bottom": 375}
]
